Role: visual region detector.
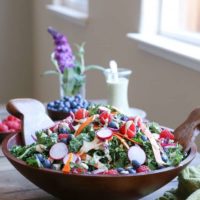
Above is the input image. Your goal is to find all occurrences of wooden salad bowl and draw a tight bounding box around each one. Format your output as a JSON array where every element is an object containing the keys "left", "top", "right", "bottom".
[{"left": 2, "top": 99, "right": 200, "bottom": 200}]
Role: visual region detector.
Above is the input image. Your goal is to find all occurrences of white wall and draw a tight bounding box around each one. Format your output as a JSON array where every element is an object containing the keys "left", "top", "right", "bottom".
[
  {"left": 0, "top": 0, "right": 33, "bottom": 103},
  {"left": 32, "top": 0, "right": 200, "bottom": 144}
]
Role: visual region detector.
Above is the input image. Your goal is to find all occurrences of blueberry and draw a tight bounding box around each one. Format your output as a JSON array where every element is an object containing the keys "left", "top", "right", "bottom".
[
  {"left": 53, "top": 104, "right": 59, "bottom": 109},
  {"left": 108, "top": 121, "right": 119, "bottom": 129},
  {"left": 161, "top": 154, "right": 168, "bottom": 162},
  {"left": 158, "top": 165, "right": 165, "bottom": 169},
  {"left": 47, "top": 104, "right": 52, "bottom": 109},
  {"left": 64, "top": 101, "right": 70, "bottom": 108},
  {"left": 43, "top": 159, "right": 52, "bottom": 168},
  {"left": 36, "top": 154, "right": 45, "bottom": 163},
  {"left": 64, "top": 96, "right": 69, "bottom": 101},
  {"left": 69, "top": 96, "right": 75, "bottom": 103},
  {"left": 48, "top": 101, "right": 54, "bottom": 107},
  {"left": 58, "top": 107, "right": 63, "bottom": 111},
  {"left": 77, "top": 105, "right": 81, "bottom": 109},
  {"left": 131, "top": 160, "right": 141, "bottom": 169},
  {"left": 117, "top": 167, "right": 124, "bottom": 173},
  {"left": 60, "top": 138, "right": 68, "bottom": 144},
  {"left": 59, "top": 102, "right": 65, "bottom": 108},
  {"left": 72, "top": 108, "right": 78, "bottom": 113},
  {"left": 54, "top": 100, "right": 60, "bottom": 105},
  {"left": 127, "top": 168, "right": 136, "bottom": 174},
  {"left": 49, "top": 107, "right": 56, "bottom": 111},
  {"left": 63, "top": 107, "right": 69, "bottom": 113},
  {"left": 75, "top": 94, "right": 82, "bottom": 99},
  {"left": 83, "top": 100, "right": 88, "bottom": 108},
  {"left": 141, "top": 135, "right": 147, "bottom": 141},
  {"left": 58, "top": 127, "right": 70, "bottom": 134},
  {"left": 75, "top": 97, "right": 80, "bottom": 103},
  {"left": 70, "top": 101, "right": 77, "bottom": 108},
  {"left": 120, "top": 115, "right": 129, "bottom": 121},
  {"left": 163, "top": 147, "right": 168, "bottom": 153},
  {"left": 79, "top": 102, "right": 84, "bottom": 108},
  {"left": 66, "top": 134, "right": 73, "bottom": 144},
  {"left": 60, "top": 134, "right": 72, "bottom": 145}
]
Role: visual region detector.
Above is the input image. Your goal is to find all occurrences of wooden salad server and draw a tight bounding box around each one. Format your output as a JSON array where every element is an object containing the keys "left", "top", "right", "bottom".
[
  {"left": 174, "top": 107, "right": 200, "bottom": 152},
  {"left": 6, "top": 98, "right": 54, "bottom": 145}
]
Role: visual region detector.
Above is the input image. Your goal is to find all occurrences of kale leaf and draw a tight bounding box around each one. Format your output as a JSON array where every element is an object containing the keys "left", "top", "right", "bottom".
[
  {"left": 36, "top": 131, "right": 57, "bottom": 148},
  {"left": 109, "top": 136, "right": 129, "bottom": 168}
]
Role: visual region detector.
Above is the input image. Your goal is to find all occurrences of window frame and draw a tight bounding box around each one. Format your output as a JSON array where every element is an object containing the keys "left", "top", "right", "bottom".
[
  {"left": 127, "top": 0, "right": 200, "bottom": 72},
  {"left": 46, "top": 0, "right": 89, "bottom": 26}
]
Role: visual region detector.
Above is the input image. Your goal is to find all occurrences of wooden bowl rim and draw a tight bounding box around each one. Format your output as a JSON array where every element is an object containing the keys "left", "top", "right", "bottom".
[{"left": 2, "top": 132, "right": 197, "bottom": 178}]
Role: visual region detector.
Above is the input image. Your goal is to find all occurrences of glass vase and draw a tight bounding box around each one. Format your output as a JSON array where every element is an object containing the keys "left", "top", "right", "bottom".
[
  {"left": 104, "top": 68, "right": 132, "bottom": 115},
  {"left": 59, "top": 74, "right": 86, "bottom": 99}
]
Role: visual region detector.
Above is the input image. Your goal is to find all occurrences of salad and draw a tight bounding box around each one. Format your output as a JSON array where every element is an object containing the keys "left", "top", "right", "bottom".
[{"left": 10, "top": 105, "right": 186, "bottom": 175}]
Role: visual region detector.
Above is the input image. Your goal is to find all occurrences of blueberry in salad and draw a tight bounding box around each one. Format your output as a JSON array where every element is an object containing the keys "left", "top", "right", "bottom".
[{"left": 10, "top": 105, "right": 186, "bottom": 175}]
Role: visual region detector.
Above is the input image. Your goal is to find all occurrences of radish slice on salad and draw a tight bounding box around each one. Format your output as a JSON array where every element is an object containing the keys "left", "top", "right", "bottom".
[
  {"left": 68, "top": 123, "right": 75, "bottom": 131},
  {"left": 128, "top": 145, "right": 146, "bottom": 165},
  {"left": 49, "top": 143, "right": 68, "bottom": 160},
  {"left": 92, "top": 168, "right": 107, "bottom": 175},
  {"left": 96, "top": 128, "right": 113, "bottom": 140},
  {"left": 98, "top": 106, "right": 111, "bottom": 113}
]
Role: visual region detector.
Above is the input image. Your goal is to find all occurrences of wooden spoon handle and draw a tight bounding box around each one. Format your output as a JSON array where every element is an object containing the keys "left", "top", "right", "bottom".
[
  {"left": 6, "top": 98, "right": 54, "bottom": 145},
  {"left": 174, "top": 108, "right": 200, "bottom": 151}
]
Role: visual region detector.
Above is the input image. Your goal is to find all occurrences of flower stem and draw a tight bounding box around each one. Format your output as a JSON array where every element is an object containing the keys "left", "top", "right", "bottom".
[{"left": 85, "top": 65, "right": 105, "bottom": 72}]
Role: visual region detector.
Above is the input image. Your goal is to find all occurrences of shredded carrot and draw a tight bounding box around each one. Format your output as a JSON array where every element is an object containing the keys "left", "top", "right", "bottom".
[
  {"left": 111, "top": 111, "right": 118, "bottom": 115},
  {"left": 62, "top": 153, "right": 73, "bottom": 174},
  {"left": 114, "top": 132, "right": 141, "bottom": 145},
  {"left": 75, "top": 116, "right": 95, "bottom": 137},
  {"left": 93, "top": 124, "right": 101, "bottom": 130},
  {"left": 78, "top": 153, "right": 87, "bottom": 160},
  {"left": 113, "top": 133, "right": 130, "bottom": 149}
]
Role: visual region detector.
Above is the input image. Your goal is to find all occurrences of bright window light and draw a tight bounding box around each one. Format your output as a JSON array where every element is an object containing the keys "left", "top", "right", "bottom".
[
  {"left": 53, "top": 0, "right": 88, "bottom": 13},
  {"left": 159, "top": 0, "right": 200, "bottom": 45}
]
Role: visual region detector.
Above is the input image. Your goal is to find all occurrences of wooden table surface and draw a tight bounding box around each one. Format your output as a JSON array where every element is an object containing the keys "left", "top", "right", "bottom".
[{"left": 0, "top": 145, "right": 199, "bottom": 200}]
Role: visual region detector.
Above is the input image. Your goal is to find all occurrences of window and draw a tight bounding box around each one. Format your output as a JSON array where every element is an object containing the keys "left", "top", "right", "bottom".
[
  {"left": 46, "top": 0, "right": 89, "bottom": 25},
  {"left": 127, "top": 0, "right": 200, "bottom": 72},
  {"left": 160, "top": 0, "right": 200, "bottom": 46},
  {"left": 53, "top": 0, "right": 88, "bottom": 13}
]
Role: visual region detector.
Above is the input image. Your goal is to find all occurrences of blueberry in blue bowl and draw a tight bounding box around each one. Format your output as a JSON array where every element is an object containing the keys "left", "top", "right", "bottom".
[{"left": 47, "top": 95, "right": 90, "bottom": 121}]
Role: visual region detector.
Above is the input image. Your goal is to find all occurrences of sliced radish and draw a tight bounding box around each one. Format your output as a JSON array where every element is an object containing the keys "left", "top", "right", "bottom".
[
  {"left": 68, "top": 123, "right": 75, "bottom": 131},
  {"left": 50, "top": 122, "right": 59, "bottom": 132},
  {"left": 31, "top": 134, "right": 37, "bottom": 142},
  {"left": 128, "top": 145, "right": 146, "bottom": 165},
  {"left": 134, "top": 116, "right": 142, "bottom": 126},
  {"left": 162, "top": 143, "right": 177, "bottom": 148},
  {"left": 69, "top": 112, "right": 75, "bottom": 121},
  {"left": 49, "top": 143, "right": 68, "bottom": 160},
  {"left": 96, "top": 128, "right": 113, "bottom": 140},
  {"left": 98, "top": 106, "right": 111, "bottom": 113},
  {"left": 63, "top": 153, "right": 80, "bottom": 164},
  {"left": 92, "top": 168, "right": 107, "bottom": 175},
  {"left": 63, "top": 116, "right": 74, "bottom": 124}
]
